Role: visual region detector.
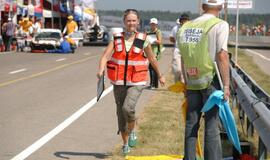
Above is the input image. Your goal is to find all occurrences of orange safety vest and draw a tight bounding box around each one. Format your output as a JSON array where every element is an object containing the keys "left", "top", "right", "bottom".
[
  {"left": 107, "top": 32, "right": 149, "bottom": 86},
  {"left": 66, "top": 20, "right": 78, "bottom": 35}
]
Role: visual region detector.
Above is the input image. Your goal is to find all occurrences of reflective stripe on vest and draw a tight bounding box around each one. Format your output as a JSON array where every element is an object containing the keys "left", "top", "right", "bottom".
[
  {"left": 110, "top": 57, "right": 149, "bottom": 66},
  {"left": 114, "top": 33, "right": 122, "bottom": 37},
  {"left": 107, "top": 32, "right": 148, "bottom": 86},
  {"left": 186, "top": 73, "right": 214, "bottom": 86}
]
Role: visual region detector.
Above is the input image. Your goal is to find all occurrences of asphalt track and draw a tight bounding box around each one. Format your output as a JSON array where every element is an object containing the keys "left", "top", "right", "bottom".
[
  {"left": 0, "top": 46, "right": 172, "bottom": 160},
  {"left": 244, "top": 49, "right": 270, "bottom": 76}
]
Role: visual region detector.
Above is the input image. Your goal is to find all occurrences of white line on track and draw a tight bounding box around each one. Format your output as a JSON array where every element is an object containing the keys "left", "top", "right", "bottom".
[
  {"left": 246, "top": 49, "right": 270, "bottom": 62},
  {"left": 11, "top": 85, "right": 113, "bottom": 160},
  {"left": 9, "top": 68, "right": 27, "bottom": 74},
  {"left": 56, "top": 58, "right": 66, "bottom": 62},
  {"left": 84, "top": 53, "right": 91, "bottom": 55}
]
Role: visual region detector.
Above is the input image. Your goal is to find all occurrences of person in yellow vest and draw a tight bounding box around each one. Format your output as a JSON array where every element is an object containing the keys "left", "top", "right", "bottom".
[
  {"left": 63, "top": 15, "right": 78, "bottom": 36},
  {"left": 97, "top": 9, "right": 165, "bottom": 155},
  {"left": 177, "top": 0, "right": 230, "bottom": 159},
  {"left": 21, "top": 17, "right": 33, "bottom": 34},
  {"left": 147, "top": 18, "right": 163, "bottom": 89}
]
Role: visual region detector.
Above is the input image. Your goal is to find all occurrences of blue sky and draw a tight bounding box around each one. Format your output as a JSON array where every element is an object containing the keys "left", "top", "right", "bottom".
[{"left": 95, "top": 0, "right": 270, "bottom": 14}]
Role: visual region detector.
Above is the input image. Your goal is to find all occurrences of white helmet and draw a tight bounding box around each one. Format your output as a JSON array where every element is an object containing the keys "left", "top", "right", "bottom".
[
  {"left": 150, "top": 18, "right": 158, "bottom": 25},
  {"left": 203, "top": 0, "right": 224, "bottom": 6}
]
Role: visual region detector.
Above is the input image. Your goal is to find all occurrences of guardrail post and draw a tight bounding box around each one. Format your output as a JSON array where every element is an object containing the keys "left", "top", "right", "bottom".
[
  {"left": 246, "top": 118, "right": 254, "bottom": 137},
  {"left": 238, "top": 105, "right": 245, "bottom": 130},
  {"left": 258, "top": 138, "right": 267, "bottom": 160}
]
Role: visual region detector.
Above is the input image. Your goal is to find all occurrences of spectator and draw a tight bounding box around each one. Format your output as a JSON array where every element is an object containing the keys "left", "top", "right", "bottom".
[
  {"left": 147, "top": 18, "right": 163, "bottom": 89},
  {"left": 1, "top": 18, "right": 16, "bottom": 51},
  {"left": 63, "top": 15, "right": 78, "bottom": 36},
  {"left": 20, "top": 17, "right": 33, "bottom": 35},
  {"left": 169, "top": 14, "right": 189, "bottom": 83},
  {"left": 33, "top": 18, "right": 42, "bottom": 35}
]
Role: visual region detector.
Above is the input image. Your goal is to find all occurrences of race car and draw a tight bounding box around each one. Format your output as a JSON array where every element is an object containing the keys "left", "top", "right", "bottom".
[{"left": 30, "top": 29, "right": 62, "bottom": 53}]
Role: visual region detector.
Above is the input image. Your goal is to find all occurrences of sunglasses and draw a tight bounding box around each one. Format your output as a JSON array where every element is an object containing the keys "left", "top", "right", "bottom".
[{"left": 124, "top": 9, "right": 138, "bottom": 14}]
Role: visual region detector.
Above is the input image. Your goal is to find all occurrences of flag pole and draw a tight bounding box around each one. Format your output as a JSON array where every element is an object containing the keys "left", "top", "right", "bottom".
[
  {"left": 224, "top": 0, "right": 228, "bottom": 21},
  {"left": 235, "top": 0, "right": 239, "bottom": 64}
]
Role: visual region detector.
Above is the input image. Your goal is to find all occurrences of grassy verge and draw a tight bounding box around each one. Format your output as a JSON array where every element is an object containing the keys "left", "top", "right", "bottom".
[
  {"left": 109, "top": 73, "right": 186, "bottom": 160},
  {"left": 229, "top": 48, "right": 270, "bottom": 159},
  {"left": 229, "top": 48, "right": 270, "bottom": 94}
]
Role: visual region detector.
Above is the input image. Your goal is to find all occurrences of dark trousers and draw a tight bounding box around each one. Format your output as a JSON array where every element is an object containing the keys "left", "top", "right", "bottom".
[
  {"left": 3, "top": 35, "right": 13, "bottom": 51},
  {"left": 184, "top": 77, "right": 222, "bottom": 160},
  {"left": 149, "top": 64, "right": 158, "bottom": 88}
]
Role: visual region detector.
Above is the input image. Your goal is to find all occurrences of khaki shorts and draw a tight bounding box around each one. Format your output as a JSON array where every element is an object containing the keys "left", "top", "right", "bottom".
[{"left": 113, "top": 85, "right": 144, "bottom": 134}]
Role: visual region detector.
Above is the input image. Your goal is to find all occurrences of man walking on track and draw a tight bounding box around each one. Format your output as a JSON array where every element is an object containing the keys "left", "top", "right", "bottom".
[{"left": 178, "top": 0, "right": 230, "bottom": 159}]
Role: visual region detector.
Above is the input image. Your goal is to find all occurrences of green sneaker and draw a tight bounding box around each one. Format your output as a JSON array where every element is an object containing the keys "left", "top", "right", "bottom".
[
  {"left": 122, "top": 144, "right": 130, "bottom": 155},
  {"left": 128, "top": 131, "right": 137, "bottom": 147}
]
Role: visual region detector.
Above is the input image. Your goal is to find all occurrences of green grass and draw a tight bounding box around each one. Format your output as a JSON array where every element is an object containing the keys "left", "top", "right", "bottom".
[
  {"left": 229, "top": 48, "right": 270, "bottom": 95},
  {"left": 108, "top": 73, "right": 186, "bottom": 160},
  {"left": 229, "top": 48, "right": 270, "bottom": 159}
]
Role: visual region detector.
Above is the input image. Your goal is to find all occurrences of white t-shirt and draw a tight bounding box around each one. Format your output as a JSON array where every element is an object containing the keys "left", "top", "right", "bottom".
[
  {"left": 33, "top": 22, "right": 41, "bottom": 33},
  {"left": 170, "top": 25, "right": 180, "bottom": 48},
  {"left": 191, "top": 13, "right": 229, "bottom": 61}
]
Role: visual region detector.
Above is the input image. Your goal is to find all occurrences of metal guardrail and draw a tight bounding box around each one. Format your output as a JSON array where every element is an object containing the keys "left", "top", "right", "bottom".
[
  {"left": 229, "top": 35, "right": 270, "bottom": 44},
  {"left": 228, "top": 35, "right": 270, "bottom": 49},
  {"left": 230, "top": 59, "right": 270, "bottom": 159}
]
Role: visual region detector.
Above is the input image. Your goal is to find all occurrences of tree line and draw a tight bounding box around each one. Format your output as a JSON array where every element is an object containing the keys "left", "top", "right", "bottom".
[{"left": 99, "top": 10, "right": 270, "bottom": 27}]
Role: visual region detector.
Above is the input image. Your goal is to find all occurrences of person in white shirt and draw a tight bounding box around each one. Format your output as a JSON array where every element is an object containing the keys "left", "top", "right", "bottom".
[
  {"left": 33, "top": 18, "right": 42, "bottom": 35},
  {"left": 169, "top": 14, "right": 189, "bottom": 83},
  {"left": 178, "top": 0, "right": 230, "bottom": 159}
]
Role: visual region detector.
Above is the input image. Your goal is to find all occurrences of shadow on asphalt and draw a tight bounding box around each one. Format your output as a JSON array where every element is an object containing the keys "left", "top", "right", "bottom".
[{"left": 54, "top": 151, "right": 112, "bottom": 159}]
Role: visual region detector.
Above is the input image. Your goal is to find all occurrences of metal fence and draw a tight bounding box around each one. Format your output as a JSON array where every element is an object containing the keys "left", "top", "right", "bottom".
[
  {"left": 229, "top": 35, "right": 270, "bottom": 44},
  {"left": 230, "top": 59, "right": 270, "bottom": 159}
]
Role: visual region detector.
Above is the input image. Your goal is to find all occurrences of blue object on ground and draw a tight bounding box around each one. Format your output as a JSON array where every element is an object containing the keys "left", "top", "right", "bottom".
[
  {"left": 201, "top": 90, "right": 242, "bottom": 154},
  {"left": 47, "top": 40, "right": 72, "bottom": 53}
]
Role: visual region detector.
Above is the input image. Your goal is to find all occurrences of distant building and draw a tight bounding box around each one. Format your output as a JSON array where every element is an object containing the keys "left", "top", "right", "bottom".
[{"left": 1, "top": 0, "right": 75, "bottom": 31}]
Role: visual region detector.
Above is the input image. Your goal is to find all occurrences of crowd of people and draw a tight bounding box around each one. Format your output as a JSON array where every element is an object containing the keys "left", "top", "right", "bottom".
[
  {"left": 0, "top": 16, "right": 43, "bottom": 52},
  {"left": 0, "top": 15, "right": 78, "bottom": 53},
  {"left": 230, "top": 23, "right": 270, "bottom": 36}
]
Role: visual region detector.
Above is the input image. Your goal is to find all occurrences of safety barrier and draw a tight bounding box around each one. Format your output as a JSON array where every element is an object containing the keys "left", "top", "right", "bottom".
[
  {"left": 230, "top": 59, "right": 270, "bottom": 159},
  {"left": 229, "top": 35, "right": 270, "bottom": 44}
]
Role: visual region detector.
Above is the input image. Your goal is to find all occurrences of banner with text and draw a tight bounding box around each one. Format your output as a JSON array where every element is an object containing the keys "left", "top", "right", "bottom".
[{"left": 227, "top": 0, "right": 253, "bottom": 9}]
